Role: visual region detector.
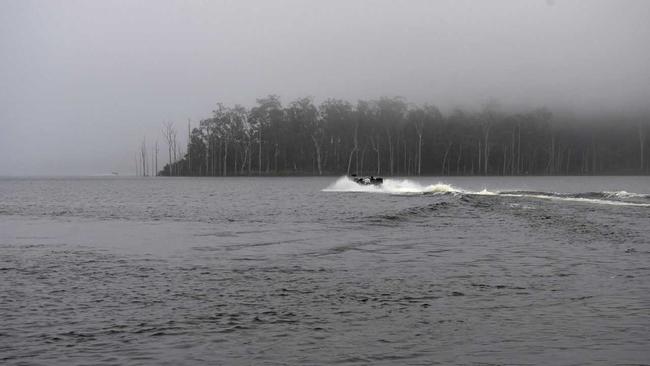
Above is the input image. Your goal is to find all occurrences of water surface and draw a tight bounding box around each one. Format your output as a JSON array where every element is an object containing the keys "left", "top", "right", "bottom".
[{"left": 1, "top": 176, "right": 649, "bottom": 365}]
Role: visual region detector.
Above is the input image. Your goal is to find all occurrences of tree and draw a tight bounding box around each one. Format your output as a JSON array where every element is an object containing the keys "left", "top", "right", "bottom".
[
  {"left": 287, "top": 97, "right": 323, "bottom": 174},
  {"left": 154, "top": 140, "right": 159, "bottom": 176},
  {"left": 250, "top": 95, "right": 283, "bottom": 175},
  {"left": 377, "top": 97, "right": 407, "bottom": 175},
  {"left": 154, "top": 95, "right": 649, "bottom": 177},
  {"left": 162, "top": 122, "right": 176, "bottom": 176}
]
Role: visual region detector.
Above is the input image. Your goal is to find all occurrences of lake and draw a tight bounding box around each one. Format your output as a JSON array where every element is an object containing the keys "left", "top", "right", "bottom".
[{"left": 1, "top": 176, "right": 649, "bottom": 365}]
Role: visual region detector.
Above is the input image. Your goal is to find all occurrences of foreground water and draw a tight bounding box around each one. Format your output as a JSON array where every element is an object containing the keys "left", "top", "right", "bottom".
[{"left": 1, "top": 176, "right": 649, "bottom": 365}]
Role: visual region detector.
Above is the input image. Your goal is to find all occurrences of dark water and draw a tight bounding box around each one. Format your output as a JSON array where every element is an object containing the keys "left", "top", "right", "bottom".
[{"left": 1, "top": 176, "right": 649, "bottom": 365}]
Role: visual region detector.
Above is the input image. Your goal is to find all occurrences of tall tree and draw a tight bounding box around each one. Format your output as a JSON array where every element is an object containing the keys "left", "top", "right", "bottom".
[
  {"left": 162, "top": 122, "right": 176, "bottom": 176},
  {"left": 377, "top": 97, "right": 407, "bottom": 175}
]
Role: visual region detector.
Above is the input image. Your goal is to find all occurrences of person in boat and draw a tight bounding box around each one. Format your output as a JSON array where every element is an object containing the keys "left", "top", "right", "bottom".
[{"left": 350, "top": 173, "right": 382, "bottom": 185}]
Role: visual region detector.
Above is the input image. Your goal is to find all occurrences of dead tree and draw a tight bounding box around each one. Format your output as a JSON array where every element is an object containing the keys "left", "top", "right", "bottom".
[
  {"left": 414, "top": 117, "right": 424, "bottom": 176},
  {"left": 370, "top": 136, "right": 380, "bottom": 175},
  {"left": 162, "top": 122, "right": 176, "bottom": 176},
  {"left": 154, "top": 140, "right": 159, "bottom": 176},
  {"left": 140, "top": 137, "right": 147, "bottom": 177},
  {"left": 135, "top": 153, "right": 139, "bottom": 176},
  {"left": 187, "top": 119, "right": 192, "bottom": 174},
  {"left": 172, "top": 129, "right": 178, "bottom": 176},
  {"left": 346, "top": 118, "right": 359, "bottom": 175}
]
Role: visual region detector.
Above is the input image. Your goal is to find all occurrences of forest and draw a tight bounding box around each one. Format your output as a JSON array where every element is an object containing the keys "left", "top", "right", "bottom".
[{"left": 134, "top": 96, "right": 649, "bottom": 177}]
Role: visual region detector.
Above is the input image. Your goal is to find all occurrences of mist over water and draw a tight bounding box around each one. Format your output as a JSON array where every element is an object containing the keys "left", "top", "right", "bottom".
[
  {"left": 1, "top": 176, "right": 649, "bottom": 364},
  {"left": 2, "top": 1, "right": 650, "bottom": 175}
]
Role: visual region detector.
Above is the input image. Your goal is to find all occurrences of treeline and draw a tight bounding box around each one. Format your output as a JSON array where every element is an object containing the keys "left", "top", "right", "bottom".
[{"left": 154, "top": 96, "right": 649, "bottom": 176}]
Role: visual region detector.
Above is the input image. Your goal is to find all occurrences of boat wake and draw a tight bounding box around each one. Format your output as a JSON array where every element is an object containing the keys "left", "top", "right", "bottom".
[
  {"left": 323, "top": 176, "right": 650, "bottom": 207},
  {"left": 323, "top": 176, "right": 459, "bottom": 195},
  {"left": 496, "top": 190, "right": 650, "bottom": 207}
]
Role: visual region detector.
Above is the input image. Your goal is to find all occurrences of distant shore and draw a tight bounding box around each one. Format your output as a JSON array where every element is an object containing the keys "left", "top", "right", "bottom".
[{"left": 127, "top": 96, "right": 648, "bottom": 179}]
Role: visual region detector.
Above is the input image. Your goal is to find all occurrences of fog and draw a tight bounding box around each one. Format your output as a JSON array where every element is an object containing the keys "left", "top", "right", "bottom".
[{"left": 1, "top": 0, "right": 649, "bottom": 175}]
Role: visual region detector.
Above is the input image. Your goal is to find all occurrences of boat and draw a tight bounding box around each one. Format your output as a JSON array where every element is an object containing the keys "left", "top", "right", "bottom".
[{"left": 350, "top": 174, "right": 383, "bottom": 186}]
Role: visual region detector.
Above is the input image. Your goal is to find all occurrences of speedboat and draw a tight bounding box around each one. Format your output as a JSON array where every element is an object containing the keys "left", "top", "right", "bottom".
[{"left": 350, "top": 174, "right": 383, "bottom": 186}]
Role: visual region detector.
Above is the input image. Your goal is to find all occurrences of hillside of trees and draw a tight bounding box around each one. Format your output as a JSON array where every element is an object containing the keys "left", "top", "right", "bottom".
[{"left": 145, "top": 96, "right": 648, "bottom": 177}]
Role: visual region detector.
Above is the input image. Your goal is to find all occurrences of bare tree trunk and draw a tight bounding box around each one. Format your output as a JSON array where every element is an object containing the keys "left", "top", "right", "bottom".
[
  {"left": 211, "top": 140, "right": 215, "bottom": 176},
  {"left": 140, "top": 138, "right": 147, "bottom": 177},
  {"left": 403, "top": 140, "right": 407, "bottom": 175},
  {"left": 548, "top": 135, "right": 555, "bottom": 175},
  {"left": 414, "top": 118, "right": 424, "bottom": 176},
  {"left": 311, "top": 135, "right": 322, "bottom": 175},
  {"left": 223, "top": 140, "right": 228, "bottom": 176},
  {"left": 248, "top": 141, "right": 252, "bottom": 176},
  {"left": 346, "top": 148, "right": 356, "bottom": 176},
  {"left": 216, "top": 141, "right": 221, "bottom": 176},
  {"left": 356, "top": 144, "right": 360, "bottom": 175},
  {"left": 387, "top": 130, "right": 394, "bottom": 176},
  {"left": 333, "top": 142, "right": 337, "bottom": 171},
  {"left": 483, "top": 125, "right": 490, "bottom": 175},
  {"left": 504, "top": 125, "right": 515, "bottom": 175},
  {"left": 205, "top": 137, "right": 210, "bottom": 176},
  {"left": 456, "top": 143, "right": 463, "bottom": 175},
  {"left": 154, "top": 140, "right": 159, "bottom": 176},
  {"left": 266, "top": 152, "right": 270, "bottom": 174},
  {"left": 172, "top": 132, "right": 177, "bottom": 176},
  {"left": 162, "top": 122, "right": 175, "bottom": 177},
  {"left": 371, "top": 136, "right": 380, "bottom": 175},
  {"left": 151, "top": 145, "right": 155, "bottom": 177},
  {"left": 240, "top": 146, "right": 248, "bottom": 175},
  {"left": 441, "top": 142, "right": 452, "bottom": 175},
  {"left": 178, "top": 146, "right": 185, "bottom": 174},
  {"left": 274, "top": 144, "right": 279, "bottom": 175},
  {"left": 417, "top": 133, "right": 422, "bottom": 175},
  {"left": 502, "top": 146, "right": 507, "bottom": 175},
  {"left": 347, "top": 122, "right": 359, "bottom": 175},
  {"left": 478, "top": 140, "right": 482, "bottom": 176},
  {"left": 258, "top": 130, "right": 262, "bottom": 176},
  {"left": 212, "top": 141, "right": 221, "bottom": 177},
  {"left": 187, "top": 119, "right": 191, "bottom": 174},
  {"left": 234, "top": 146, "right": 238, "bottom": 175}
]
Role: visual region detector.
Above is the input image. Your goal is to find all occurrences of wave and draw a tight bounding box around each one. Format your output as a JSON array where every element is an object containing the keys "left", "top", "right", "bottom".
[
  {"left": 496, "top": 190, "right": 650, "bottom": 206},
  {"left": 603, "top": 190, "right": 650, "bottom": 200},
  {"left": 323, "top": 176, "right": 650, "bottom": 207},
  {"left": 496, "top": 192, "right": 650, "bottom": 207}
]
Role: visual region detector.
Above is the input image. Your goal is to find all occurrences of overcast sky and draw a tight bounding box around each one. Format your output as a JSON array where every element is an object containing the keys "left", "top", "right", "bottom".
[{"left": 1, "top": 0, "right": 649, "bottom": 175}]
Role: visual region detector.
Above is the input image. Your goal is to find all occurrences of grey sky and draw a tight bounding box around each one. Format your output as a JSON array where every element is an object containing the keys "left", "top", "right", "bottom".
[{"left": 1, "top": 0, "right": 649, "bottom": 175}]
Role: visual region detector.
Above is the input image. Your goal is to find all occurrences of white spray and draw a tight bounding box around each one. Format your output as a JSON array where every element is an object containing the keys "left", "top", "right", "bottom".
[
  {"left": 323, "top": 176, "right": 650, "bottom": 207},
  {"left": 323, "top": 176, "right": 459, "bottom": 195}
]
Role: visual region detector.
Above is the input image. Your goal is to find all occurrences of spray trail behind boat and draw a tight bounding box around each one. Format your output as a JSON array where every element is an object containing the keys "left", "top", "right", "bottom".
[
  {"left": 323, "top": 176, "right": 650, "bottom": 207},
  {"left": 323, "top": 176, "right": 460, "bottom": 195}
]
